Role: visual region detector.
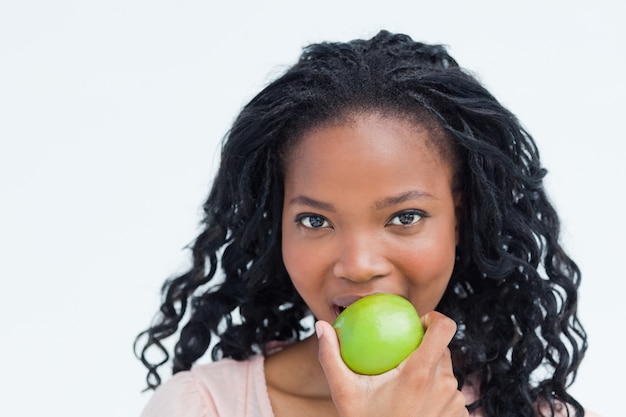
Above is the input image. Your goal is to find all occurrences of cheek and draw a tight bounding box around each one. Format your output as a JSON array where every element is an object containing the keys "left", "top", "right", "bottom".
[
  {"left": 281, "top": 234, "right": 334, "bottom": 320},
  {"left": 281, "top": 226, "right": 320, "bottom": 292},
  {"left": 401, "top": 232, "right": 457, "bottom": 300},
  {"left": 281, "top": 241, "right": 299, "bottom": 283},
  {"left": 406, "top": 242, "right": 456, "bottom": 280},
  {"left": 281, "top": 224, "right": 296, "bottom": 279}
]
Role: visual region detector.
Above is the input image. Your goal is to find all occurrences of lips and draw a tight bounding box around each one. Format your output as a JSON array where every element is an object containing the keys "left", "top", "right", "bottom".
[
  {"left": 332, "top": 294, "right": 379, "bottom": 318},
  {"left": 334, "top": 305, "right": 349, "bottom": 316},
  {"left": 333, "top": 304, "right": 347, "bottom": 317}
]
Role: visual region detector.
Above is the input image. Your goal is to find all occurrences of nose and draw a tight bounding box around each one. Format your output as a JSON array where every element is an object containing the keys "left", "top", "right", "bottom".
[{"left": 332, "top": 231, "right": 391, "bottom": 283}]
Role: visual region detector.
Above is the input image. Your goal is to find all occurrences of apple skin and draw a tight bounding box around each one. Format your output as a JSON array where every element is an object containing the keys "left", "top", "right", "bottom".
[{"left": 332, "top": 293, "right": 424, "bottom": 375}]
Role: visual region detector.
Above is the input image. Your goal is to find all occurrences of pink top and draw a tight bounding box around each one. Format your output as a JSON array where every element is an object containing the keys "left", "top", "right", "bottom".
[
  {"left": 140, "top": 354, "right": 482, "bottom": 417},
  {"left": 139, "top": 354, "right": 589, "bottom": 417},
  {"left": 140, "top": 355, "right": 273, "bottom": 417}
]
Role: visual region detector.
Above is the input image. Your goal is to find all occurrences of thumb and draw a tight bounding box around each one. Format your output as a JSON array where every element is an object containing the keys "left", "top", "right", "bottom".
[{"left": 315, "top": 320, "right": 349, "bottom": 381}]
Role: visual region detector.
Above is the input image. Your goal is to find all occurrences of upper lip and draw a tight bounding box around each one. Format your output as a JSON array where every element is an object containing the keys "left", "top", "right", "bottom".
[{"left": 332, "top": 292, "right": 385, "bottom": 316}]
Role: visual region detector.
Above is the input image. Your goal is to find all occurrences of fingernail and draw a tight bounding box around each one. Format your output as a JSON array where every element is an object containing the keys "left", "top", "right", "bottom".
[{"left": 315, "top": 321, "right": 323, "bottom": 339}]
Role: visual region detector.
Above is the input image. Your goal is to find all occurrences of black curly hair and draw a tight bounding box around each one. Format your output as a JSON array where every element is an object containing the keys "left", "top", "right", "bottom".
[{"left": 135, "top": 30, "right": 587, "bottom": 416}]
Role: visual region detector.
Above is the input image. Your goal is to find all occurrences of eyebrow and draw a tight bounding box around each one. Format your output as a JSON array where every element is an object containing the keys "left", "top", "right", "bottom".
[
  {"left": 288, "top": 195, "right": 336, "bottom": 212},
  {"left": 288, "top": 190, "right": 434, "bottom": 212},
  {"left": 373, "top": 190, "right": 435, "bottom": 210}
]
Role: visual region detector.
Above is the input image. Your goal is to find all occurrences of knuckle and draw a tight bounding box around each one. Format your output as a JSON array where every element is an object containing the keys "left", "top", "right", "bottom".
[
  {"left": 425, "top": 311, "right": 457, "bottom": 335},
  {"left": 439, "top": 315, "right": 458, "bottom": 334},
  {"left": 443, "top": 374, "right": 459, "bottom": 392},
  {"left": 454, "top": 391, "right": 469, "bottom": 415}
]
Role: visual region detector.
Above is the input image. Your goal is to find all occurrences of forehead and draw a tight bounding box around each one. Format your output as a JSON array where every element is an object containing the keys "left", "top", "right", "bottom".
[
  {"left": 282, "top": 113, "right": 456, "bottom": 198},
  {"left": 283, "top": 111, "right": 452, "bottom": 171}
]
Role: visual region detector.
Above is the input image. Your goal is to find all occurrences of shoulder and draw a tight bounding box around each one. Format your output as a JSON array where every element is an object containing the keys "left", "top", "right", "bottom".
[
  {"left": 537, "top": 400, "right": 602, "bottom": 417},
  {"left": 461, "top": 379, "right": 601, "bottom": 417},
  {"left": 548, "top": 401, "right": 602, "bottom": 417},
  {"left": 140, "top": 355, "right": 273, "bottom": 417}
]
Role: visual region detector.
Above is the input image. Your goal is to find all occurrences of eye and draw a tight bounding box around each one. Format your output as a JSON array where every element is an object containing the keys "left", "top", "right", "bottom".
[
  {"left": 296, "top": 214, "right": 331, "bottom": 229},
  {"left": 387, "top": 210, "right": 426, "bottom": 226}
]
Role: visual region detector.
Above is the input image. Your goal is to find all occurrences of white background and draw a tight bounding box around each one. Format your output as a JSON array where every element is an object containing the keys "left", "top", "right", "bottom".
[{"left": 1, "top": 1, "right": 623, "bottom": 416}]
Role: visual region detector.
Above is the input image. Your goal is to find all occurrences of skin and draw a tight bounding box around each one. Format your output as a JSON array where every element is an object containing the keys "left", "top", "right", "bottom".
[{"left": 265, "top": 112, "right": 468, "bottom": 417}]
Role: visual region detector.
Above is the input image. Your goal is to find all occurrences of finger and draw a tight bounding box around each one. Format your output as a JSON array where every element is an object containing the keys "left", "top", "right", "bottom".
[
  {"left": 421, "top": 311, "right": 457, "bottom": 335},
  {"left": 315, "top": 320, "right": 351, "bottom": 382},
  {"left": 406, "top": 311, "right": 457, "bottom": 370}
]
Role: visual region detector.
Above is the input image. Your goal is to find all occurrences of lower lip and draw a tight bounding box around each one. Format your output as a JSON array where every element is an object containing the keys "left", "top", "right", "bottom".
[{"left": 333, "top": 305, "right": 345, "bottom": 317}]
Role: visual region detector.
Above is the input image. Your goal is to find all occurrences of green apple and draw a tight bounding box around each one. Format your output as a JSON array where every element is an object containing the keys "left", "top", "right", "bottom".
[{"left": 332, "top": 293, "right": 424, "bottom": 375}]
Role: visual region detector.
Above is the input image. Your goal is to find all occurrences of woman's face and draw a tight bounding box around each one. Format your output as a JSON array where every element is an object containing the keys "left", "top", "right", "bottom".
[{"left": 281, "top": 112, "right": 460, "bottom": 324}]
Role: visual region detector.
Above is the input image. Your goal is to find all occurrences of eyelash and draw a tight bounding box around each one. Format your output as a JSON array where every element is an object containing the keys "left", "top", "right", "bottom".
[
  {"left": 387, "top": 209, "right": 428, "bottom": 226},
  {"left": 295, "top": 214, "right": 331, "bottom": 229},
  {"left": 294, "top": 209, "right": 428, "bottom": 229}
]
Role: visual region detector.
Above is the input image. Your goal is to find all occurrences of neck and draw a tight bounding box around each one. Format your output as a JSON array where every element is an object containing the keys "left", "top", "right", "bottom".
[{"left": 265, "top": 335, "right": 332, "bottom": 398}]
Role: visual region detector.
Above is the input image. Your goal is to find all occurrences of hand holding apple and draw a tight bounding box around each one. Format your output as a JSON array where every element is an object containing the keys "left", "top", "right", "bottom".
[{"left": 316, "top": 310, "right": 467, "bottom": 417}]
